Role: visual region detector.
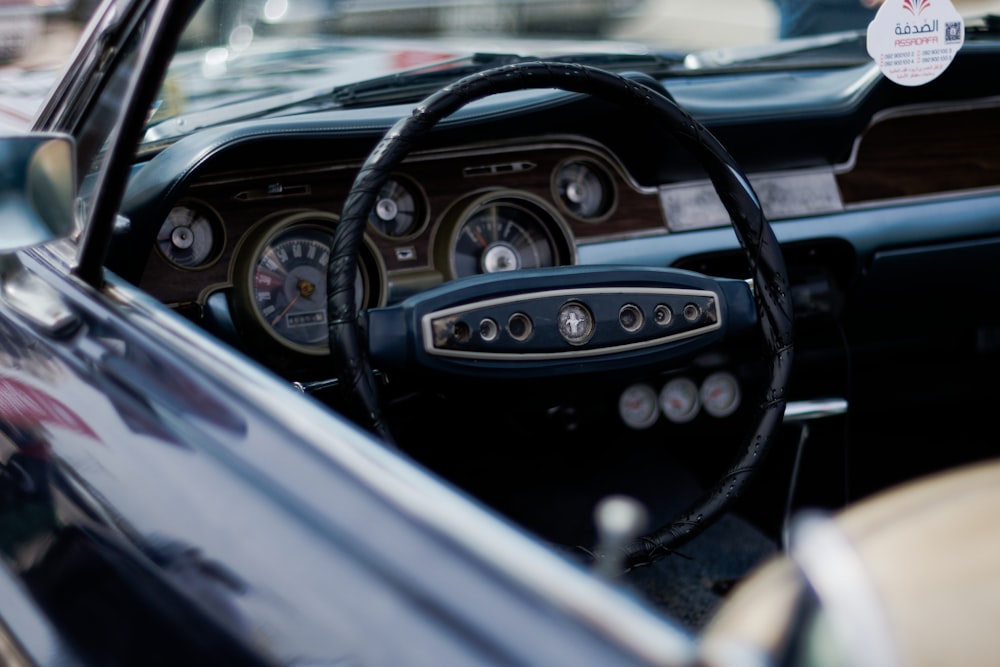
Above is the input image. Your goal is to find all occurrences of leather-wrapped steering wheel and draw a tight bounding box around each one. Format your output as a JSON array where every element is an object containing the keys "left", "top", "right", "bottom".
[{"left": 328, "top": 62, "right": 794, "bottom": 570}]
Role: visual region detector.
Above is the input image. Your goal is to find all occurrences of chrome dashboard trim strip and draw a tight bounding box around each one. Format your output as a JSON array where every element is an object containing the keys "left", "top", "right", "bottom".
[{"left": 660, "top": 168, "right": 844, "bottom": 231}]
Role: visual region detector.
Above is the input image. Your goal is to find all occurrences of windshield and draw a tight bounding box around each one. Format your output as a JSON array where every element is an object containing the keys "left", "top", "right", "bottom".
[{"left": 143, "top": 0, "right": 998, "bottom": 146}]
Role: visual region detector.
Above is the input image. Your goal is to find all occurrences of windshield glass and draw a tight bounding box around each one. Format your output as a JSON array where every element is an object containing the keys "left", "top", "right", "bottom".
[{"left": 144, "top": 0, "right": 998, "bottom": 146}]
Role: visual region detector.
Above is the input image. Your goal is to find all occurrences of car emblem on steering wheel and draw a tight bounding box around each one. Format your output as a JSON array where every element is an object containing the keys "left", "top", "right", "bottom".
[{"left": 558, "top": 301, "right": 595, "bottom": 345}]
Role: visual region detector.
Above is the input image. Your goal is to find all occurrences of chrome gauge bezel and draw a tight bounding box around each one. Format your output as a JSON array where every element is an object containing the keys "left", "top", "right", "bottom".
[
  {"left": 231, "top": 211, "right": 384, "bottom": 357},
  {"left": 433, "top": 189, "right": 576, "bottom": 281},
  {"left": 551, "top": 156, "right": 616, "bottom": 222},
  {"left": 156, "top": 200, "right": 225, "bottom": 270}
]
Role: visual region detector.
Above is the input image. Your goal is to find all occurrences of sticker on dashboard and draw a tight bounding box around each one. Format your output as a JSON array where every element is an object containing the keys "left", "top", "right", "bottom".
[{"left": 866, "top": 0, "right": 964, "bottom": 86}]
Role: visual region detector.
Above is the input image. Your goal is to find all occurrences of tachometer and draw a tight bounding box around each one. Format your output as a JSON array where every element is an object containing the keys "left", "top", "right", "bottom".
[{"left": 438, "top": 191, "right": 574, "bottom": 280}]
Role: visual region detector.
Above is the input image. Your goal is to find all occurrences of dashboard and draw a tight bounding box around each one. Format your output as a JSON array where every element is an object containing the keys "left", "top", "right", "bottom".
[{"left": 111, "top": 52, "right": 1000, "bottom": 452}]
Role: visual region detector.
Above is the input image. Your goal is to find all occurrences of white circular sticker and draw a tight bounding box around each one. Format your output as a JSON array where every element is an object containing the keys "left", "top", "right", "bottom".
[{"left": 867, "top": 0, "right": 964, "bottom": 86}]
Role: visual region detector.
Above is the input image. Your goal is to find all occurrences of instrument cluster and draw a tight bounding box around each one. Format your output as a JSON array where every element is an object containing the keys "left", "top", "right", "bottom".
[{"left": 144, "top": 137, "right": 664, "bottom": 368}]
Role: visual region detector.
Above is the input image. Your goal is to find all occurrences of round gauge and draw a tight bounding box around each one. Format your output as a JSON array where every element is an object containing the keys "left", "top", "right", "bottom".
[
  {"left": 237, "top": 218, "right": 369, "bottom": 355},
  {"left": 700, "top": 371, "right": 742, "bottom": 418},
  {"left": 659, "top": 377, "right": 701, "bottom": 424},
  {"left": 368, "top": 176, "right": 425, "bottom": 239},
  {"left": 554, "top": 159, "right": 614, "bottom": 221},
  {"left": 618, "top": 383, "right": 660, "bottom": 430},
  {"left": 445, "top": 193, "right": 570, "bottom": 280},
  {"left": 156, "top": 203, "right": 222, "bottom": 269}
]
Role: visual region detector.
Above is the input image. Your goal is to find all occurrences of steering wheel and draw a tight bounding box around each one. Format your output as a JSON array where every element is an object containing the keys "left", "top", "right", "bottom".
[{"left": 327, "top": 62, "right": 794, "bottom": 570}]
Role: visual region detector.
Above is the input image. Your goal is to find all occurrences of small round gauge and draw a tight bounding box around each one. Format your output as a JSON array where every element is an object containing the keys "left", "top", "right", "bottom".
[
  {"left": 659, "top": 377, "right": 701, "bottom": 424},
  {"left": 368, "top": 176, "right": 425, "bottom": 239},
  {"left": 156, "top": 203, "right": 222, "bottom": 268},
  {"left": 238, "top": 219, "right": 368, "bottom": 355},
  {"left": 447, "top": 194, "right": 568, "bottom": 279},
  {"left": 700, "top": 371, "right": 742, "bottom": 418},
  {"left": 554, "top": 159, "right": 614, "bottom": 221},
  {"left": 618, "top": 383, "right": 660, "bottom": 430}
]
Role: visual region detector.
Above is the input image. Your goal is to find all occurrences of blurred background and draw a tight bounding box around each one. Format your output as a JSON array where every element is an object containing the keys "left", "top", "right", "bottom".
[
  {"left": 6, "top": 0, "right": 1000, "bottom": 79},
  {"left": 0, "top": 0, "right": 787, "bottom": 71}
]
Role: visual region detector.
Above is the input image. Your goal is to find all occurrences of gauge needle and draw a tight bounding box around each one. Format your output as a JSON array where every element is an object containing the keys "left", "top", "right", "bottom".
[
  {"left": 490, "top": 207, "right": 500, "bottom": 240},
  {"left": 270, "top": 279, "right": 317, "bottom": 325},
  {"left": 271, "top": 295, "right": 299, "bottom": 325}
]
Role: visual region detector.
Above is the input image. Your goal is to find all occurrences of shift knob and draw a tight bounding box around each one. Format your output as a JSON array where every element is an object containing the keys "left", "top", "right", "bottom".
[{"left": 593, "top": 494, "right": 648, "bottom": 577}]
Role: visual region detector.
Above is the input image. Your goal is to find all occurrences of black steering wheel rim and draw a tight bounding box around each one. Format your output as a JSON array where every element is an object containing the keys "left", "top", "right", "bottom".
[{"left": 328, "top": 62, "right": 794, "bottom": 570}]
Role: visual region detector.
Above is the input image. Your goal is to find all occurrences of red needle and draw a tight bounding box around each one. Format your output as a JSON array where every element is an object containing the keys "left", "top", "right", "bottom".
[{"left": 271, "top": 295, "right": 300, "bottom": 326}]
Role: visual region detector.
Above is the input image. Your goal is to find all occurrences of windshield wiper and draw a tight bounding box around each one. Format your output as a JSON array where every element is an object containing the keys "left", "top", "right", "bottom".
[
  {"left": 683, "top": 30, "right": 870, "bottom": 70},
  {"left": 141, "top": 83, "right": 342, "bottom": 148},
  {"left": 330, "top": 51, "right": 683, "bottom": 108},
  {"left": 140, "top": 51, "right": 682, "bottom": 149}
]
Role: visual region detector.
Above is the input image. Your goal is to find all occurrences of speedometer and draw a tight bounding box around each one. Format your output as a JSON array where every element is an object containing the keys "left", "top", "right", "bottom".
[
  {"left": 251, "top": 225, "right": 336, "bottom": 351},
  {"left": 232, "top": 213, "right": 377, "bottom": 358}
]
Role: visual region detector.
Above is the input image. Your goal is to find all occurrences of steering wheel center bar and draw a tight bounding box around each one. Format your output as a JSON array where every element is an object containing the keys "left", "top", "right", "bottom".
[{"left": 367, "top": 266, "right": 757, "bottom": 379}]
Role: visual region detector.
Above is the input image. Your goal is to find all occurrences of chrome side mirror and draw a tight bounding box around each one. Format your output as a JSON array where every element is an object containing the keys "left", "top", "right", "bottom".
[
  {"left": 0, "top": 134, "right": 76, "bottom": 253},
  {"left": 0, "top": 134, "right": 79, "bottom": 336}
]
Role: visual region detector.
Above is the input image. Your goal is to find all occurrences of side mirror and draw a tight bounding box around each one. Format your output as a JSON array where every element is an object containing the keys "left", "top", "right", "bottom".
[
  {"left": 0, "top": 134, "right": 79, "bottom": 336},
  {"left": 0, "top": 134, "right": 76, "bottom": 253}
]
